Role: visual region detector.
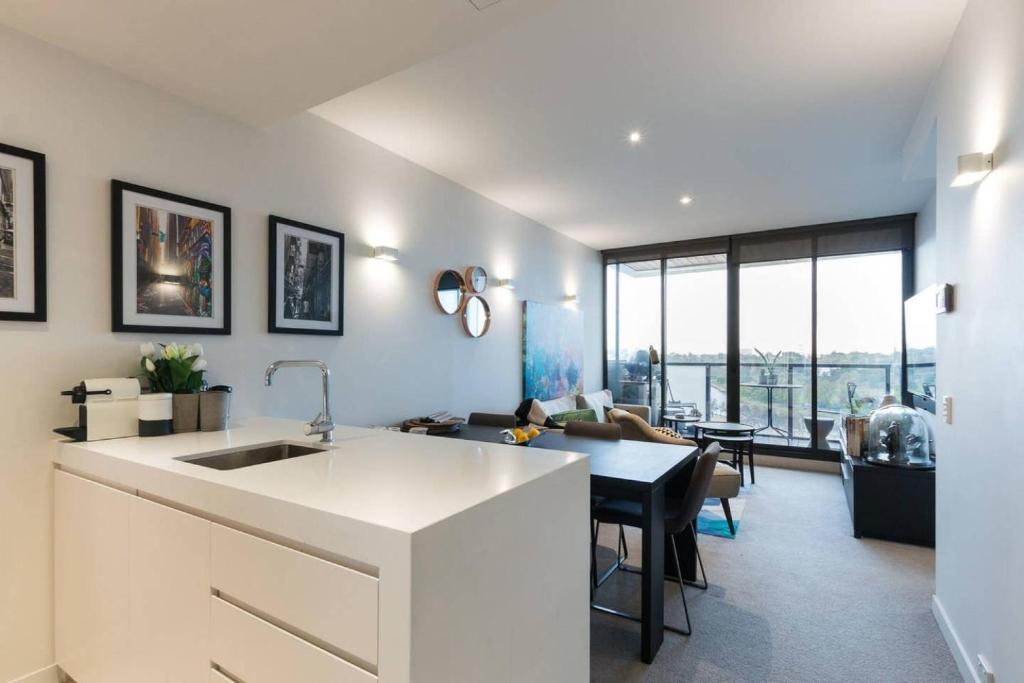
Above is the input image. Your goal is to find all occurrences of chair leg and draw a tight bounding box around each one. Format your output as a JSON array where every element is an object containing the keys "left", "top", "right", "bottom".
[
  {"left": 684, "top": 522, "right": 709, "bottom": 590},
  {"left": 748, "top": 442, "right": 756, "bottom": 484},
  {"left": 721, "top": 498, "right": 736, "bottom": 536},
  {"left": 592, "top": 521, "right": 627, "bottom": 588},
  {"left": 593, "top": 532, "right": 696, "bottom": 637},
  {"left": 666, "top": 534, "right": 692, "bottom": 636}
]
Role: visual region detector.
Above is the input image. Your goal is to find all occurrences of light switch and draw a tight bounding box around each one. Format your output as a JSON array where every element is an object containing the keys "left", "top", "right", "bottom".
[{"left": 942, "top": 395, "right": 953, "bottom": 424}]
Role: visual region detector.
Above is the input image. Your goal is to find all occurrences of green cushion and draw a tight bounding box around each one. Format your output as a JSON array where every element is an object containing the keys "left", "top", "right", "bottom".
[{"left": 549, "top": 408, "right": 598, "bottom": 424}]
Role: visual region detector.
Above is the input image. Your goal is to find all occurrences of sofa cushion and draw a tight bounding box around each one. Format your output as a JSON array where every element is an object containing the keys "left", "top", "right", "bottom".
[
  {"left": 708, "top": 462, "right": 741, "bottom": 499},
  {"left": 576, "top": 389, "right": 614, "bottom": 423}
]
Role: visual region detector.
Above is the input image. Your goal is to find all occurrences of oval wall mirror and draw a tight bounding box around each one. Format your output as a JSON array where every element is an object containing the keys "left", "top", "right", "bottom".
[
  {"left": 462, "top": 296, "right": 491, "bottom": 338},
  {"left": 465, "top": 266, "right": 488, "bottom": 293},
  {"left": 434, "top": 270, "right": 465, "bottom": 315}
]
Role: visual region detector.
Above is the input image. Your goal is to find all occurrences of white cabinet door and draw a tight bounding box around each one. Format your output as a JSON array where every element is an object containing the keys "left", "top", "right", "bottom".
[
  {"left": 129, "top": 495, "right": 211, "bottom": 682},
  {"left": 54, "top": 470, "right": 133, "bottom": 683}
]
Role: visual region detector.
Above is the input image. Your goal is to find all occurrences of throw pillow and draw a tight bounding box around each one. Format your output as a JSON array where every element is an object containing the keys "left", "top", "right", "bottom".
[
  {"left": 654, "top": 426, "right": 684, "bottom": 440},
  {"left": 549, "top": 408, "right": 598, "bottom": 424}
]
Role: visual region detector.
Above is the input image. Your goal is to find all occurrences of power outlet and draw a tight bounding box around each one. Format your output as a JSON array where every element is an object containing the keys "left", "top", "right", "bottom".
[
  {"left": 941, "top": 395, "right": 953, "bottom": 425},
  {"left": 977, "top": 654, "right": 995, "bottom": 683}
]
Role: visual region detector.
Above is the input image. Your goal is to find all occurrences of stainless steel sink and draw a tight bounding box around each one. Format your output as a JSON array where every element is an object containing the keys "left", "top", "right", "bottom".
[{"left": 175, "top": 442, "right": 327, "bottom": 470}]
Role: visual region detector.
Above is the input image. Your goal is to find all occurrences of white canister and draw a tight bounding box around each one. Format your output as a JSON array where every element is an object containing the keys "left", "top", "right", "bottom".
[{"left": 138, "top": 393, "right": 173, "bottom": 437}]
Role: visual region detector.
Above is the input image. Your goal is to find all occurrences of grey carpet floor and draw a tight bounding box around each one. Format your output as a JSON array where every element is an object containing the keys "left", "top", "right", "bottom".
[{"left": 590, "top": 466, "right": 960, "bottom": 683}]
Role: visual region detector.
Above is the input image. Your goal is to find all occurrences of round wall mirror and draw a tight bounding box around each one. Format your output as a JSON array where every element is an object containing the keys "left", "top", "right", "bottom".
[
  {"left": 434, "top": 270, "right": 465, "bottom": 315},
  {"left": 465, "top": 266, "right": 488, "bottom": 293},
  {"left": 462, "top": 296, "right": 491, "bottom": 338}
]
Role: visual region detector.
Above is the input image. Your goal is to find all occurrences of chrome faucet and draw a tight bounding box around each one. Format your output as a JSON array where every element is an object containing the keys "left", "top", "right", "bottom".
[{"left": 264, "top": 360, "right": 335, "bottom": 443}]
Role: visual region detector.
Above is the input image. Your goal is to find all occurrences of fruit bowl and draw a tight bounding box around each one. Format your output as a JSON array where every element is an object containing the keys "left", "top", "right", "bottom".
[{"left": 501, "top": 426, "right": 542, "bottom": 446}]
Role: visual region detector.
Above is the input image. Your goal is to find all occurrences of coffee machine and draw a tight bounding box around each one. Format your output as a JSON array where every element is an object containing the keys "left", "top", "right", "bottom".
[{"left": 54, "top": 378, "right": 141, "bottom": 441}]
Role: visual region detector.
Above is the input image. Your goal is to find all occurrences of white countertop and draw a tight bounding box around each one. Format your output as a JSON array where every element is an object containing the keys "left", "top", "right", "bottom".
[{"left": 54, "top": 417, "right": 588, "bottom": 536}]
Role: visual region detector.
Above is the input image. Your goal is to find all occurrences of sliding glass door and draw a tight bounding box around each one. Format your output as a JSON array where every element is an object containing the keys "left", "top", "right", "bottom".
[
  {"left": 603, "top": 215, "right": 914, "bottom": 460},
  {"left": 738, "top": 259, "right": 813, "bottom": 447},
  {"left": 605, "top": 255, "right": 728, "bottom": 430},
  {"left": 606, "top": 261, "right": 662, "bottom": 421},
  {"left": 664, "top": 255, "right": 728, "bottom": 432},
  {"left": 814, "top": 252, "right": 903, "bottom": 451}
]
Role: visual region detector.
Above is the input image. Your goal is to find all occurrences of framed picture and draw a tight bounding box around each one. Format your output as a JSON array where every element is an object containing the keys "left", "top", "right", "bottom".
[
  {"left": 268, "top": 215, "right": 344, "bottom": 336},
  {"left": 522, "top": 301, "right": 583, "bottom": 400},
  {"left": 112, "top": 180, "right": 231, "bottom": 334},
  {"left": 0, "top": 142, "right": 46, "bottom": 321}
]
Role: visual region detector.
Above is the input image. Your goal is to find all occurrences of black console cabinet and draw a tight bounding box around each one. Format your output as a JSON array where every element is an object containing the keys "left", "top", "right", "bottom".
[{"left": 841, "top": 453, "right": 935, "bottom": 547}]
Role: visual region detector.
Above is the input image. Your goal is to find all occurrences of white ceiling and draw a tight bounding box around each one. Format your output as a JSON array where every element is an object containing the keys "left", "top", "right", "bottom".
[
  {"left": 0, "top": 0, "right": 556, "bottom": 125},
  {"left": 314, "top": 0, "right": 966, "bottom": 249}
]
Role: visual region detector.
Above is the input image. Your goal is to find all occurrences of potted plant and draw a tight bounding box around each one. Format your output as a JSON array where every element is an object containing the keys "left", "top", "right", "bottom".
[
  {"left": 754, "top": 348, "right": 782, "bottom": 385},
  {"left": 139, "top": 342, "right": 207, "bottom": 433}
]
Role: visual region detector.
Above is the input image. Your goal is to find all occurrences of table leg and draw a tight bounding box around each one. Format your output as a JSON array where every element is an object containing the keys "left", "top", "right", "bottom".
[{"left": 641, "top": 488, "right": 665, "bottom": 663}]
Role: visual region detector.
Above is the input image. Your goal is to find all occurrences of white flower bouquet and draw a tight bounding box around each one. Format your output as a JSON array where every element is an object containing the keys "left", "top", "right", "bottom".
[{"left": 139, "top": 342, "right": 207, "bottom": 394}]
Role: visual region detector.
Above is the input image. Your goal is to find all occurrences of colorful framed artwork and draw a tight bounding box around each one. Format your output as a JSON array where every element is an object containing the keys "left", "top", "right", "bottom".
[
  {"left": 522, "top": 300, "right": 584, "bottom": 400},
  {"left": 268, "top": 215, "right": 344, "bottom": 335},
  {"left": 111, "top": 180, "right": 231, "bottom": 334},
  {"left": 0, "top": 142, "right": 46, "bottom": 321}
]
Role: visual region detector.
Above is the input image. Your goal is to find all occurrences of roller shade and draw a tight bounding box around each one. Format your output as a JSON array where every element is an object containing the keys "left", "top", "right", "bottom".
[
  {"left": 732, "top": 215, "right": 914, "bottom": 264},
  {"left": 603, "top": 236, "right": 729, "bottom": 265}
]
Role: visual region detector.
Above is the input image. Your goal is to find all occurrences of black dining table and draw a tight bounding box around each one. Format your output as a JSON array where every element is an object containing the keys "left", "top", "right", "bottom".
[{"left": 439, "top": 424, "right": 699, "bottom": 663}]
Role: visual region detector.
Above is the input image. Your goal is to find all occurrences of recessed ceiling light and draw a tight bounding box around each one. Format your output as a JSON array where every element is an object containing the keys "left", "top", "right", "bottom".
[
  {"left": 628, "top": 130, "right": 643, "bottom": 144},
  {"left": 680, "top": 195, "right": 693, "bottom": 205}
]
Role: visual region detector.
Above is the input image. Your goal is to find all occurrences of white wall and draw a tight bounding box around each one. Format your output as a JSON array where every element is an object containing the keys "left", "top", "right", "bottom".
[
  {"left": 925, "top": 0, "right": 1024, "bottom": 680},
  {"left": 914, "top": 189, "right": 937, "bottom": 292},
  {"left": 0, "top": 27, "right": 602, "bottom": 682},
  {"left": 913, "top": 191, "right": 938, "bottom": 449}
]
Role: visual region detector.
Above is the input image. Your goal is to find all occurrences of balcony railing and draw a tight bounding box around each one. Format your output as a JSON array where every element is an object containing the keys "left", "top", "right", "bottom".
[{"left": 607, "top": 359, "right": 934, "bottom": 449}]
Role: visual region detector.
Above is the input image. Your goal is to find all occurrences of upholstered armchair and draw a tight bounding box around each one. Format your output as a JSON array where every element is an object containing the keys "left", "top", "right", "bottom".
[
  {"left": 609, "top": 402, "right": 651, "bottom": 424},
  {"left": 607, "top": 408, "right": 689, "bottom": 444}
]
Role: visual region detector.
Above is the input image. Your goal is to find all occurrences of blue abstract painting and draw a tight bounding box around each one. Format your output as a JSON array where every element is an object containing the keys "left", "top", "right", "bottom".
[{"left": 522, "top": 301, "right": 584, "bottom": 401}]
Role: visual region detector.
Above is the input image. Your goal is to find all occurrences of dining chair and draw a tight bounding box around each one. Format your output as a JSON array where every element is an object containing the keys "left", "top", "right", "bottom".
[
  {"left": 564, "top": 421, "right": 622, "bottom": 440},
  {"left": 563, "top": 420, "right": 630, "bottom": 592},
  {"left": 467, "top": 412, "right": 517, "bottom": 428},
  {"left": 591, "top": 443, "right": 721, "bottom": 636}
]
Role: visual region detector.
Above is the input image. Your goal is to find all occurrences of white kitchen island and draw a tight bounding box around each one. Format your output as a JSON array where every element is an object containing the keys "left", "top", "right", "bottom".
[{"left": 53, "top": 418, "right": 590, "bottom": 683}]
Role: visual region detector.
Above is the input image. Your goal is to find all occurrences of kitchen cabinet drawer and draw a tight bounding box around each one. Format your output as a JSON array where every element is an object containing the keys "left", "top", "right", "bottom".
[
  {"left": 210, "top": 597, "right": 376, "bottom": 683},
  {"left": 210, "top": 524, "right": 378, "bottom": 666}
]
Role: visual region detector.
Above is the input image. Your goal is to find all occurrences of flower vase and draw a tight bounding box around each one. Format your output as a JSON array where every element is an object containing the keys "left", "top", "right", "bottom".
[{"left": 172, "top": 393, "right": 200, "bottom": 433}]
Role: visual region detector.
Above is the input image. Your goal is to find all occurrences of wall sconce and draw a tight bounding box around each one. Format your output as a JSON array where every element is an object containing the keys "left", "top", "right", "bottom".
[
  {"left": 371, "top": 246, "right": 399, "bottom": 262},
  {"left": 951, "top": 152, "right": 994, "bottom": 187},
  {"left": 563, "top": 294, "right": 578, "bottom": 305},
  {"left": 496, "top": 278, "right": 516, "bottom": 290}
]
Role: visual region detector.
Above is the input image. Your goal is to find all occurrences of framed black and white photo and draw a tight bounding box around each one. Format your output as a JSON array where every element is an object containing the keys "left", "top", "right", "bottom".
[
  {"left": 112, "top": 180, "right": 231, "bottom": 334},
  {"left": 268, "top": 215, "right": 344, "bottom": 335},
  {"left": 0, "top": 142, "right": 46, "bottom": 322}
]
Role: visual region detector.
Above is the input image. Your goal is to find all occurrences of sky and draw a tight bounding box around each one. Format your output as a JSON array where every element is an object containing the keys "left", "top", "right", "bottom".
[{"left": 608, "top": 251, "right": 903, "bottom": 358}]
